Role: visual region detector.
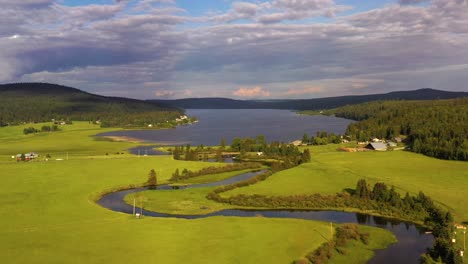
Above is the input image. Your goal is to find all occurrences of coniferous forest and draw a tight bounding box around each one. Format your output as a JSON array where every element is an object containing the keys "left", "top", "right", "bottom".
[
  {"left": 0, "top": 83, "right": 183, "bottom": 128},
  {"left": 331, "top": 98, "right": 468, "bottom": 161}
]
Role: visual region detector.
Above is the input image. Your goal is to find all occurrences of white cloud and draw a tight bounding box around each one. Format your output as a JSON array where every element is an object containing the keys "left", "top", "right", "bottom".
[{"left": 0, "top": 0, "right": 467, "bottom": 99}]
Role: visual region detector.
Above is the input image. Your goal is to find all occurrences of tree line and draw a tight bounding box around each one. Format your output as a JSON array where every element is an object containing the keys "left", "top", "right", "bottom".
[
  {"left": 330, "top": 98, "right": 468, "bottom": 160},
  {"left": 23, "top": 125, "right": 60, "bottom": 135},
  {"left": 169, "top": 163, "right": 261, "bottom": 182},
  {"left": 0, "top": 83, "right": 183, "bottom": 128},
  {"left": 301, "top": 131, "right": 343, "bottom": 145}
]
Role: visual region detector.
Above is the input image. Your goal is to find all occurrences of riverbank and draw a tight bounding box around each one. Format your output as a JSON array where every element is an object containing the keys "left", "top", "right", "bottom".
[
  {"left": 98, "top": 179, "right": 427, "bottom": 264},
  {"left": 99, "top": 136, "right": 145, "bottom": 143}
]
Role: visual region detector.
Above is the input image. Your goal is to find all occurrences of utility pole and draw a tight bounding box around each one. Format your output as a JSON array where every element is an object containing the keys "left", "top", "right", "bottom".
[
  {"left": 464, "top": 229, "right": 466, "bottom": 251},
  {"left": 140, "top": 197, "right": 143, "bottom": 216},
  {"left": 66, "top": 152, "right": 69, "bottom": 161},
  {"left": 133, "top": 198, "right": 136, "bottom": 215},
  {"left": 330, "top": 222, "right": 333, "bottom": 240}
]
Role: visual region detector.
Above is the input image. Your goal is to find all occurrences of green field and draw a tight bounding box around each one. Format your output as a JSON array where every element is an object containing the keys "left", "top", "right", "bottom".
[
  {"left": 224, "top": 145, "right": 468, "bottom": 222},
  {"left": 0, "top": 122, "right": 138, "bottom": 160},
  {"left": 0, "top": 123, "right": 397, "bottom": 263}
]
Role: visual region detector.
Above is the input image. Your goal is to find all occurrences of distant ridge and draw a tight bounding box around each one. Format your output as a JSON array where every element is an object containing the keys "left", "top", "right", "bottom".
[
  {"left": 150, "top": 88, "right": 468, "bottom": 110},
  {"left": 0, "top": 83, "right": 183, "bottom": 127}
]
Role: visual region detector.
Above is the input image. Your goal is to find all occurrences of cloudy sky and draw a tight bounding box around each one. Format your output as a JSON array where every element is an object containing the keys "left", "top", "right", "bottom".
[{"left": 1, "top": 0, "right": 468, "bottom": 99}]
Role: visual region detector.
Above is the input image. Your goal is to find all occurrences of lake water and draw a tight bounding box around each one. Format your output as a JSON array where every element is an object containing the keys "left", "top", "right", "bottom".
[{"left": 98, "top": 109, "right": 353, "bottom": 145}]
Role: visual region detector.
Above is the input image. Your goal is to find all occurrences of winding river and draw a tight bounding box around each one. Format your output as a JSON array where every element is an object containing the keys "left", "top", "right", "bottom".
[{"left": 97, "top": 170, "right": 434, "bottom": 264}]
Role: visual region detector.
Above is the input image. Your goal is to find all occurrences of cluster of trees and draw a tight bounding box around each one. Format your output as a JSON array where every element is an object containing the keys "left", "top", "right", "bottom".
[
  {"left": 171, "top": 144, "right": 213, "bottom": 161},
  {"left": 230, "top": 137, "right": 311, "bottom": 166},
  {"left": 301, "top": 131, "right": 343, "bottom": 145},
  {"left": 0, "top": 83, "right": 183, "bottom": 128},
  {"left": 172, "top": 137, "right": 311, "bottom": 167},
  {"left": 23, "top": 125, "right": 60, "bottom": 135},
  {"left": 229, "top": 136, "right": 305, "bottom": 158},
  {"left": 332, "top": 98, "right": 468, "bottom": 160},
  {"left": 295, "top": 224, "right": 370, "bottom": 264},
  {"left": 169, "top": 163, "right": 261, "bottom": 182},
  {"left": 269, "top": 148, "right": 310, "bottom": 171},
  {"left": 229, "top": 136, "right": 268, "bottom": 152}
]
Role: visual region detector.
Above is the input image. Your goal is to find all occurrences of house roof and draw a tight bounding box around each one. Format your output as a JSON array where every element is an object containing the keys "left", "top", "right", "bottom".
[{"left": 367, "top": 142, "right": 387, "bottom": 150}]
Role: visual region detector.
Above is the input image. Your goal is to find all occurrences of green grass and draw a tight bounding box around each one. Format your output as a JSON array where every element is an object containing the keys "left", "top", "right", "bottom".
[
  {"left": 0, "top": 122, "right": 142, "bottom": 160},
  {"left": 0, "top": 124, "right": 396, "bottom": 263},
  {"left": 0, "top": 153, "right": 341, "bottom": 264},
  {"left": 329, "top": 225, "right": 397, "bottom": 264},
  {"left": 225, "top": 145, "right": 468, "bottom": 222},
  {"left": 126, "top": 187, "right": 234, "bottom": 215}
]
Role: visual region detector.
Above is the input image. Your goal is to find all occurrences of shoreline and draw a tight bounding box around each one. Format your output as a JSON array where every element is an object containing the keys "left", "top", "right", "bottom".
[{"left": 102, "top": 136, "right": 145, "bottom": 143}]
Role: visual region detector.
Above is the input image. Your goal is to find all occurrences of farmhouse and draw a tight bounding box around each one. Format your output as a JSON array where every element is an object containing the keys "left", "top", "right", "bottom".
[
  {"left": 16, "top": 152, "right": 39, "bottom": 161},
  {"left": 365, "top": 142, "right": 387, "bottom": 151},
  {"left": 291, "top": 140, "right": 302, "bottom": 146}
]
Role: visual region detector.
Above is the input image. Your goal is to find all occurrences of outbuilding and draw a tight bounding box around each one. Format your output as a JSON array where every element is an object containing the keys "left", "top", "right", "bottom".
[{"left": 365, "top": 142, "right": 387, "bottom": 151}]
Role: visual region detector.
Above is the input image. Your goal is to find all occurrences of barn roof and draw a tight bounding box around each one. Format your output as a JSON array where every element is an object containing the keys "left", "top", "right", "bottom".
[{"left": 367, "top": 142, "right": 387, "bottom": 150}]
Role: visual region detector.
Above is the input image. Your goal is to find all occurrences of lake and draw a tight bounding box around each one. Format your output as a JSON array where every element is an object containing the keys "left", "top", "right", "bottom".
[{"left": 98, "top": 109, "right": 353, "bottom": 146}]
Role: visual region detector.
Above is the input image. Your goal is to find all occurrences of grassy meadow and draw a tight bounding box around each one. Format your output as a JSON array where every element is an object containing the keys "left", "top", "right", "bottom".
[
  {"left": 0, "top": 122, "right": 142, "bottom": 160},
  {"left": 224, "top": 145, "right": 468, "bottom": 222},
  {"left": 0, "top": 122, "right": 397, "bottom": 264}
]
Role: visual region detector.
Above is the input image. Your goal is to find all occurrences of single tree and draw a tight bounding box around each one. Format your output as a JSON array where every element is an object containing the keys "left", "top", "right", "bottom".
[
  {"left": 220, "top": 138, "right": 226, "bottom": 150},
  {"left": 147, "top": 169, "right": 157, "bottom": 188},
  {"left": 171, "top": 168, "right": 180, "bottom": 182}
]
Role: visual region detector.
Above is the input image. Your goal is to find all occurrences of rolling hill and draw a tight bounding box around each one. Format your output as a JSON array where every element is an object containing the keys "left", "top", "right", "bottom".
[
  {"left": 150, "top": 88, "right": 468, "bottom": 110},
  {"left": 0, "top": 83, "right": 183, "bottom": 127}
]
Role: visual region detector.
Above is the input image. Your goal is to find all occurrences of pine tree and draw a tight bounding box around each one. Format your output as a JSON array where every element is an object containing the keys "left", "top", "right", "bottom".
[{"left": 147, "top": 169, "right": 157, "bottom": 188}]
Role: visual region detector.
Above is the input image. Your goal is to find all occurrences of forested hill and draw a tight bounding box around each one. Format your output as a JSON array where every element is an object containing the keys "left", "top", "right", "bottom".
[
  {"left": 150, "top": 88, "right": 468, "bottom": 110},
  {"left": 0, "top": 83, "right": 183, "bottom": 128},
  {"left": 330, "top": 98, "right": 468, "bottom": 161}
]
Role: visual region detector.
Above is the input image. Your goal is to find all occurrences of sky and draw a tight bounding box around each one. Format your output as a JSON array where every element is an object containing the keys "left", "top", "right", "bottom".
[{"left": 1, "top": 0, "right": 468, "bottom": 99}]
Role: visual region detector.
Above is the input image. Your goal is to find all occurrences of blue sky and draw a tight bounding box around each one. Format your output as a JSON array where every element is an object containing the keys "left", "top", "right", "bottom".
[
  {"left": 61, "top": 0, "right": 396, "bottom": 17},
  {"left": 1, "top": 0, "right": 467, "bottom": 99}
]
